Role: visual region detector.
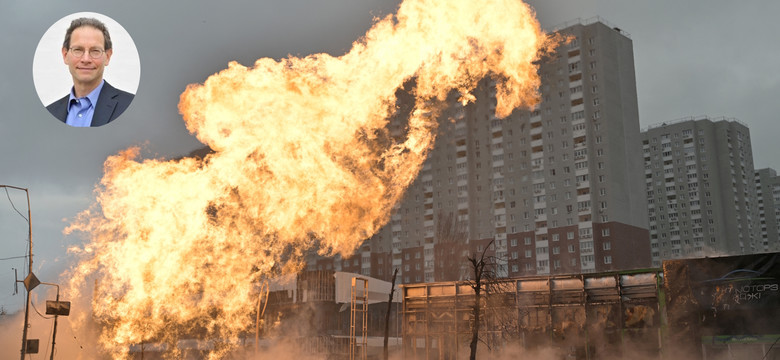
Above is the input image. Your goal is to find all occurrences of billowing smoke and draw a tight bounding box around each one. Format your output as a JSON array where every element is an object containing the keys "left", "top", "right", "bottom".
[
  {"left": 0, "top": 293, "right": 101, "bottom": 360},
  {"left": 63, "top": 0, "right": 551, "bottom": 358}
]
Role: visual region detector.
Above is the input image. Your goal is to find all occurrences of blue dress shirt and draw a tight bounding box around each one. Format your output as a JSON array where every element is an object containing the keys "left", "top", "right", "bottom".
[{"left": 66, "top": 80, "right": 105, "bottom": 127}]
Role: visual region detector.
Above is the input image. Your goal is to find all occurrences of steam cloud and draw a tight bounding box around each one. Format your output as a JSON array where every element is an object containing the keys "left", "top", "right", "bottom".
[{"left": 64, "top": 0, "right": 550, "bottom": 357}]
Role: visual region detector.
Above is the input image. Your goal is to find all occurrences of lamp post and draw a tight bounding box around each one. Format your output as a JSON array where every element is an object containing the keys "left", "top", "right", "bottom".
[
  {"left": 0, "top": 185, "right": 32, "bottom": 360},
  {"left": 41, "top": 282, "right": 70, "bottom": 360}
]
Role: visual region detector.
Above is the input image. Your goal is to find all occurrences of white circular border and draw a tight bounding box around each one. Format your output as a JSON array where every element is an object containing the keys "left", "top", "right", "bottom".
[{"left": 33, "top": 12, "right": 141, "bottom": 107}]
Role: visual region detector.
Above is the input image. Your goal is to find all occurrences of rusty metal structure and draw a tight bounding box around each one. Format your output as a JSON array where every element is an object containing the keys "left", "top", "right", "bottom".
[
  {"left": 259, "top": 270, "right": 401, "bottom": 359},
  {"left": 401, "top": 269, "right": 663, "bottom": 359},
  {"left": 401, "top": 253, "right": 780, "bottom": 360},
  {"left": 116, "top": 255, "right": 779, "bottom": 359},
  {"left": 350, "top": 277, "right": 369, "bottom": 360}
]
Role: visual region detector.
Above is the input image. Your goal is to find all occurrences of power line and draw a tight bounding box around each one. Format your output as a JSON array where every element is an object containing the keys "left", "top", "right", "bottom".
[
  {"left": 0, "top": 255, "right": 27, "bottom": 261},
  {"left": 3, "top": 187, "right": 29, "bottom": 223},
  {"left": 30, "top": 296, "right": 53, "bottom": 320}
]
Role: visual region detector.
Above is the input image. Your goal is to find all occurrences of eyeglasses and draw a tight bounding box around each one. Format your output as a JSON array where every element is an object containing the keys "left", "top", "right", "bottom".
[{"left": 69, "top": 47, "right": 105, "bottom": 59}]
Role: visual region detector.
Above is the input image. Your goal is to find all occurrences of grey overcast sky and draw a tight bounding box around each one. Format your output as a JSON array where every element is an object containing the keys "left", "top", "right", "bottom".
[{"left": 1, "top": 0, "right": 779, "bottom": 313}]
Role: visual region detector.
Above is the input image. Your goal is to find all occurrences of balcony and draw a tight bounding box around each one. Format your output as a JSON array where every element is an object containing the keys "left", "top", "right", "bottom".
[{"left": 576, "top": 181, "right": 590, "bottom": 189}]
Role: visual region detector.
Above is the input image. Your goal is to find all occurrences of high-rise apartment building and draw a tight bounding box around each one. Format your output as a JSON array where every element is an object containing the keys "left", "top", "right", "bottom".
[
  {"left": 640, "top": 116, "right": 761, "bottom": 266},
  {"left": 310, "top": 19, "right": 651, "bottom": 283},
  {"left": 755, "top": 168, "right": 780, "bottom": 253}
]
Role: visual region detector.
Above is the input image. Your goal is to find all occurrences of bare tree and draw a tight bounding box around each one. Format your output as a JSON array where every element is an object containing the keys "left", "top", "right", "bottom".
[{"left": 465, "top": 239, "right": 498, "bottom": 360}]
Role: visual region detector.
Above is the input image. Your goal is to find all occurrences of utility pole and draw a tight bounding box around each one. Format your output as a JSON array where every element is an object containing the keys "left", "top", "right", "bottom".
[
  {"left": 383, "top": 268, "right": 398, "bottom": 360},
  {"left": 1, "top": 185, "right": 32, "bottom": 360},
  {"left": 41, "top": 282, "right": 68, "bottom": 360},
  {"left": 254, "top": 281, "right": 269, "bottom": 356},
  {"left": 51, "top": 288, "right": 59, "bottom": 360}
]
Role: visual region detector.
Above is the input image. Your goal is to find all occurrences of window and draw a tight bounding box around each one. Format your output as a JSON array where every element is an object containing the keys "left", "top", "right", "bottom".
[
  {"left": 602, "top": 228, "right": 610, "bottom": 237},
  {"left": 603, "top": 241, "right": 611, "bottom": 250},
  {"left": 604, "top": 255, "right": 612, "bottom": 264}
]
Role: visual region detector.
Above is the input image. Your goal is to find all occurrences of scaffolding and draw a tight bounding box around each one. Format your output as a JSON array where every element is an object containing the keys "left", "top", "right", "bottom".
[{"left": 350, "top": 277, "right": 368, "bottom": 360}]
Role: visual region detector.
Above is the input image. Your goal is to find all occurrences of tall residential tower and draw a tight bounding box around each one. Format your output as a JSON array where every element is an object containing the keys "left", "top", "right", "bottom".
[
  {"left": 312, "top": 19, "right": 651, "bottom": 283},
  {"left": 755, "top": 168, "right": 780, "bottom": 253},
  {"left": 641, "top": 116, "right": 760, "bottom": 266}
]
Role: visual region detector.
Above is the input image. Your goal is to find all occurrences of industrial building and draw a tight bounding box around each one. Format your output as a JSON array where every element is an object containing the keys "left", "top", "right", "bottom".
[{"left": 400, "top": 253, "right": 780, "bottom": 360}]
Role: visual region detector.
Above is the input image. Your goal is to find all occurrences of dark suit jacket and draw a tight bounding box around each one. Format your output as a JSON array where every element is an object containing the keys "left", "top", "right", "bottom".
[{"left": 46, "top": 81, "right": 134, "bottom": 127}]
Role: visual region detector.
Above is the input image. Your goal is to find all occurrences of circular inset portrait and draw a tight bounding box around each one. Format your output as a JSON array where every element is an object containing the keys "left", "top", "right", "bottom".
[{"left": 33, "top": 12, "right": 140, "bottom": 127}]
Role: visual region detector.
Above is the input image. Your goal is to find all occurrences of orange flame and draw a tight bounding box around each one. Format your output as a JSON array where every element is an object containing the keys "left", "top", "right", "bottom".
[{"left": 65, "top": 0, "right": 550, "bottom": 357}]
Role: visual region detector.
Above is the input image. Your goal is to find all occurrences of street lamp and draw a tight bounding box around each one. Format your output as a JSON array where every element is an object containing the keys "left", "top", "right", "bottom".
[{"left": 41, "top": 282, "right": 70, "bottom": 360}]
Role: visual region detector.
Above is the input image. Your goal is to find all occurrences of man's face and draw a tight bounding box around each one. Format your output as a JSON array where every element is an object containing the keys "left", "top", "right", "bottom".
[{"left": 61, "top": 26, "right": 112, "bottom": 90}]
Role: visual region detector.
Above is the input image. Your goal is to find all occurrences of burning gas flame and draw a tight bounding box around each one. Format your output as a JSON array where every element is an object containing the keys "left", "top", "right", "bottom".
[{"left": 65, "top": 0, "right": 551, "bottom": 357}]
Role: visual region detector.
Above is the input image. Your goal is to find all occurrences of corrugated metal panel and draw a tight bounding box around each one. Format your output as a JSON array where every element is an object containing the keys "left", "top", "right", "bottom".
[
  {"left": 334, "top": 271, "right": 401, "bottom": 304},
  {"left": 267, "top": 273, "right": 297, "bottom": 292}
]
